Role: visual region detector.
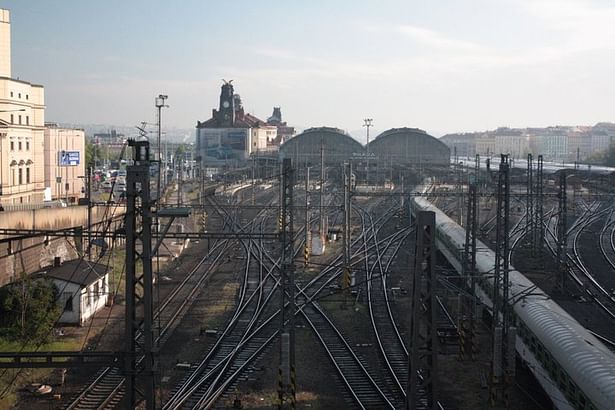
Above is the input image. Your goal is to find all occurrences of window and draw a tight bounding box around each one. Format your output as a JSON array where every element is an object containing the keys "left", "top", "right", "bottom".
[
  {"left": 18, "top": 93, "right": 21, "bottom": 99},
  {"left": 10, "top": 114, "right": 13, "bottom": 124},
  {"left": 10, "top": 141, "right": 14, "bottom": 151},
  {"left": 26, "top": 116, "right": 29, "bottom": 125},
  {"left": 26, "top": 168, "right": 30, "bottom": 184},
  {"left": 18, "top": 115, "right": 21, "bottom": 125},
  {"left": 93, "top": 282, "right": 99, "bottom": 301},
  {"left": 18, "top": 168, "right": 22, "bottom": 185},
  {"left": 63, "top": 292, "right": 73, "bottom": 311},
  {"left": 18, "top": 141, "right": 21, "bottom": 151},
  {"left": 10, "top": 91, "right": 13, "bottom": 97},
  {"left": 85, "top": 289, "right": 91, "bottom": 306},
  {"left": 11, "top": 169, "right": 15, "bottom": 185},
  {"left": 25, "top": 94, "right": 28, "bottom": 100},
  {"left": 26, "top": 141, "right": 29, "bottom": 150}
]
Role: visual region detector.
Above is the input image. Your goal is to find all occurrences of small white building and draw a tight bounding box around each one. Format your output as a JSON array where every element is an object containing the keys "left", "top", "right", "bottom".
[{"left": 43, "top": 259, "right": 110, "bottom": 325}]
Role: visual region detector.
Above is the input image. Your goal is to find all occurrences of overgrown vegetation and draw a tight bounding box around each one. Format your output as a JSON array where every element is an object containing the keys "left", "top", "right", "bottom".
[
  {"left": 0, "top": 276, "right": 61, "bottom": 344},
  {"left": 586, "top": 142, "right": 615, "bottom": 166}
]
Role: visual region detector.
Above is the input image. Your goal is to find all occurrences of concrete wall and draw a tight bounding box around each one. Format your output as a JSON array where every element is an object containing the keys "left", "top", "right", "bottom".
[{"left": 0, "top": 206, "right": 124, "bottom": 286}]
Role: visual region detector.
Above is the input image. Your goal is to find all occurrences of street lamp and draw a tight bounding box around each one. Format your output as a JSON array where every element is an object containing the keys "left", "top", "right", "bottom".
[
  {"left": 77, "top": 167, "right": 92, "bottom": 257},
  {"left": 363, "top": 118, "right": 373, "bottom": 185},
  {"left": 155, "top": 94, "right": 168, "bottom": 200}
]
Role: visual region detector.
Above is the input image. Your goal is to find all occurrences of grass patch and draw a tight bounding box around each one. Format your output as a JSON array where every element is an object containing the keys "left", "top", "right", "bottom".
[{"left": 0, "top": 336, "right": 86, "bottom": 409}]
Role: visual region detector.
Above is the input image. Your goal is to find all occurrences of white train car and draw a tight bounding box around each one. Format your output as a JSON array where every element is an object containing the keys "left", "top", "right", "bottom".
[{"left": 411, "top": 194, "right": 615, "bottom": 410}]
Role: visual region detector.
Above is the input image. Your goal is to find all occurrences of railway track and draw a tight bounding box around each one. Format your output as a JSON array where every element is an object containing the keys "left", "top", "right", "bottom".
[
  {"left": 163, "top": 191, "right": 313, "bottom": 408},
  {"left": 64, "top": 187, "right": 273, "bottom": 409},
  {"left": 65, "top": 238, "right": 232, "bottom": 409},
  {"left": 364, "top": 209, "right": 412, "bottom": 407}
]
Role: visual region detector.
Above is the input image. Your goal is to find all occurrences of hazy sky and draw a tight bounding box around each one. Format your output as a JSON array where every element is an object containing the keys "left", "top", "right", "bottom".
[{"left": 2, "top": 0, "right": 615, "bottom": 139}]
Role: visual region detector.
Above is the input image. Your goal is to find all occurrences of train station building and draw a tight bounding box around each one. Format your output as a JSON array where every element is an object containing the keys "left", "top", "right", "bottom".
[{"left": 195, "top": 81, "right": 278, "bottom": 169}]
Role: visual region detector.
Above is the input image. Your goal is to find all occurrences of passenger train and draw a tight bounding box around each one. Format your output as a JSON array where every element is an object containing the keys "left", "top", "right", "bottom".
[{"left": 410, "top": 188, "right": 615, "bottom": 410}]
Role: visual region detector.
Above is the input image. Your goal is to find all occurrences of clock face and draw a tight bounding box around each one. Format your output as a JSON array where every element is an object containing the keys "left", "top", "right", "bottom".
[{"left": 222, "top": 100, "right": 230, "bottom": 109}]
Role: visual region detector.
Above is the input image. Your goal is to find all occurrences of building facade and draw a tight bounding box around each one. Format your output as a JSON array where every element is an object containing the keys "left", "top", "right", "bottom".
[
  {"left": 0, "top": 9, "right": 46, "bottom": 204},
  {"left": 266, "top": 107, "right": 295, "bottom": 145},
  {"left": 44, "top": 124, "right": 86, "bottom": 203},
  {"left": 196, "top": 81, "right": 278, "bottom": 168},
  {"left": 45, "top": 259, "right": 110, "bottom": 325},
  {"left": 475, "top": 133, "right": 495, "bottom": 156},
  {"left": 494, "top": 128, "right": 528, "bottom": 159}
]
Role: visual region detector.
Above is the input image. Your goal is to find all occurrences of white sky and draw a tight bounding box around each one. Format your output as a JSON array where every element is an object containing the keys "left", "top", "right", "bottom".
[{"left": 3, "top": 0, "right": 615, "bottom": 139}]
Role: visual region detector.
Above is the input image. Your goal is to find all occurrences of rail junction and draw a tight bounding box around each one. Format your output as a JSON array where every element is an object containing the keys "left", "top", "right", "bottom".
[{"left": 2, "top": 135, "right": 615, "bottom": 410}]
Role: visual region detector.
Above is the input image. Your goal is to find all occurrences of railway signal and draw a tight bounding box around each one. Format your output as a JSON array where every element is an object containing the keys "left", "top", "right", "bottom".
[
  {"left": 342, "top": 268, "right": 351, "bottom": 290},
  {"left": 304, "top": 245, "right": 309, "bottom": 266},
  {"left": 200, "top": 211, "right": 208, "bottom": 232}
]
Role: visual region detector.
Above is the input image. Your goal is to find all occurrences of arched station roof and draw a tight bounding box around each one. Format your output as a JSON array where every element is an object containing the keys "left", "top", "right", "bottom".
[
  {"left": 369, "top": 127, "right": 450, "bottom": 165},
  {"left": 279, "top": 127, "right": 363, "bottom": 166}
]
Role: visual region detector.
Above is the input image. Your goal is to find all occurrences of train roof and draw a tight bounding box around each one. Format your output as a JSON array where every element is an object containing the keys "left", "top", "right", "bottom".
[{"left": 455, "top": 158, "right": 615, "bottom": 176}]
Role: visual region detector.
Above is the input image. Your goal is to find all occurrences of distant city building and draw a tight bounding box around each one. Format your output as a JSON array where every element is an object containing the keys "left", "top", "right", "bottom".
[
  {"left": 93, "top": 129, "right": 125, "bottom": 145},
  {"left": 44, "top": 123, "right": 85, "bottom": 203},
  {"left": 439, "top": 133, "right": 477, "bottom": 158},
  {"left": 494, "top": 128, "right": 528, "bottom": 159},
  {"left": 91, "top": 129, "right": 126, "bottom": 167},
  {"left": 266, "top": 107, "right": 295, "bottom": 145},
  {"left": 441, "top": 123, "right": 614, "bottom": 162},
  {"left": 0, "top": 9, "right": 46, "bottom": 204},
  {"left": 475, "top": 133, "right": 495, "bottom": 157},
  {"left": 195, "top": 81, "right": 278, "bottom": 168},
  {"left": 530, "top": 127, "right": 569, "bottom": 162}
]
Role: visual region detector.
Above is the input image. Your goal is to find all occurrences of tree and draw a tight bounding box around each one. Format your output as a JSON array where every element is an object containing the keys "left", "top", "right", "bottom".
[
  {"left": 0, "top": 275, "right": 61, "bottom": 344},
  {"left": 85, "top": 138, "right": 96, "bottom": 168},
  {"left": 604, "top": 142, "right": 615, "bottom": 167}
]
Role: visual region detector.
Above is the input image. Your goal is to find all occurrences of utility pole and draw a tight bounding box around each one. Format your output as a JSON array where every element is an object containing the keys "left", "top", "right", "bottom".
[
  {"left": 557, "top": 171, "right": 567, "bottom": 290},
  {"left": 319, "top": 137, "right": 325, "bottom": 241},
  {"left": 124, "top": 139, "right": 156, "bottom": 409},
  {"left": 474, "top": 154, "right": 481, "bottom": 227},
  {"left": 456, "top": 158, "right": 464, "bottom": 225},
  {"left": 407, "top": 211, "right": 438, "bottom": 410},
  {"left": 304, "top": 166, "right": 310, "bottom": 266},
  {"left": 461, "top": 180, "right": 478, "bottom": 360},
  {"left": 534, "top": 155, "right": 544, "bottom": 256},
  {"left": 490, "top": 154, "right": 515, "bottom": 406},
  {"left": 155, "top": 94, "right": 168, "bottom": 203},
  {"left": 252, "top": 152, "right": 256, "bottom": 205},
  {"left": 87, "top": 166, "right": 92, "bottom": 258},
  {"left": 278, "top": 158, "right": 296, "bottom": 409},
  {"left": 526, "top": 154, "right": 534, "bottom": 253},
  {"left": 363, "top": 118, "right": 373, "bottom": 186},
  {"left": 342, "top": 162, "right": 352, "bottom": 296},
  {"left": 177, "top": 156, "right": 182, "bottom": 207}
]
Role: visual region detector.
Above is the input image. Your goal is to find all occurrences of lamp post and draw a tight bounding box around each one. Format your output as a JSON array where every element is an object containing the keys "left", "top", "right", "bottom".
[
  {"left": 363, "top": 118, "right": 373, "bottom": 185},
  {"left": 77, "top": 167, "right": 92, "bottom": 257},
  {"left": 155, "top": 94, "right": 168, "bottom": 202}
]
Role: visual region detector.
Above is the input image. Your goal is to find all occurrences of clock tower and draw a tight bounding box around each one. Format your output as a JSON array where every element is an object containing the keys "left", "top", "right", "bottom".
[{"left": 218, "top": 80, "right": 235, "bottom": 127}]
